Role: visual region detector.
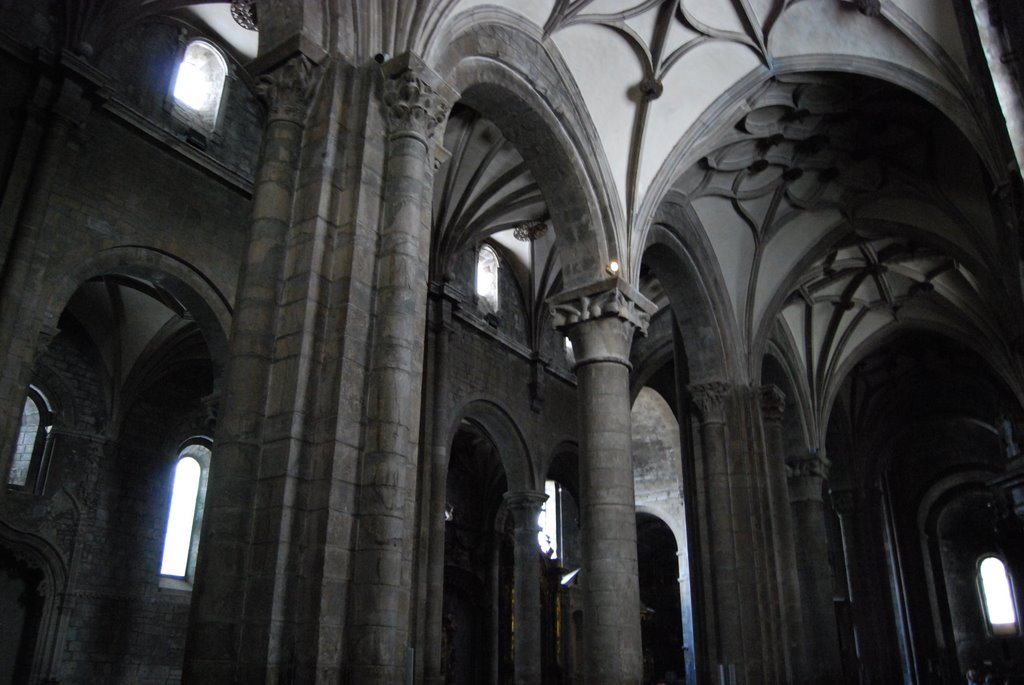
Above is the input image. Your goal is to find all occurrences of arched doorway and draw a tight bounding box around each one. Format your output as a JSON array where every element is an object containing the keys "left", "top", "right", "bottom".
[
  {"left": 632, "top": 387, "right": 690, "bottom": 684},
  {"left": 442, "top": 422, "right": 509, "bottom": 684}
]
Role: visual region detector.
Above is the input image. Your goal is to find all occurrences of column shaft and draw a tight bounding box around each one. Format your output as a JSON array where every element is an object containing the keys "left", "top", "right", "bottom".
[
  {"left": 347, "top": 55, "right": 454, "bottom": 683},
  {"left": 788, "top": 456, "right": 842, "bottom": 684},
  {"left": 505, "top": 491, "right": 547, "bottom": 684},
  {"left": 759, "top": 386, "right": 807, "bottom": 683},
  {"left": 552, "top": 281, "right": 655, "bottom": 685},
  {"left": 184, "top": 53, "right": 317, "bottom": 683}
]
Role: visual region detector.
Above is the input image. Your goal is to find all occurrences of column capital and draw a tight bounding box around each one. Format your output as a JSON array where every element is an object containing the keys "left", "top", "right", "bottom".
[
  {"left": 688, "top": 381, "right": 731, "bottom": 424},
  {"left": 758, "top": 384, "right": 786, "bottom": 426},
  {"left": 550, "top": 278, "right": 656, "bottom": 367},
  {"left": 256, "top": 53, "right": 320, "bottom": 125},
  {"left": 504, "top": 490, "right": 548, "bottom": 530},
  {"left": 787, "top": 453, "right": 830, "bottom": 479},
  {"left": 381, "top": 52, "right": 457, "bottom": 145},
  {"left": 787, "top": 453, "right": 831, "bottom": 501}
]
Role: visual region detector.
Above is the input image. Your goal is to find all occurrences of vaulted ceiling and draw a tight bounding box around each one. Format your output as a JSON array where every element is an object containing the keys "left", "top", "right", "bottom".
[{"left": 83, "top": 0, "right": 1022, "bottom": 430}]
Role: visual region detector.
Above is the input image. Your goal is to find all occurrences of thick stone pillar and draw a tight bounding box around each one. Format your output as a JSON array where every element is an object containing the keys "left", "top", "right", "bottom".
[
  {"left": 758, "top": 385, "right": 807, "bottom": 683},
  {"left": 787, "top": 454, "right": 842, "bottom": 684},
  {"left": 505, "top": 490, "right": 547, "bottom": 684},
  {"left": 551, "top": 278, "right": 654, "bottom": 685},
  {"left": 346, "top": 53, "right": 455, "bottom": 683},
  {"left": 184, "top": 53, "right": 319, "bottom": 683}
]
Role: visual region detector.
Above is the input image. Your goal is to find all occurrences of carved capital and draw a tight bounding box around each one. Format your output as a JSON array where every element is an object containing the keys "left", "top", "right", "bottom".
[
  {"left": 257, "top": 54, "right": 319, "bottom": 125},
  {"left": 787, "top": 453, "right": 831, "bottom": 481},
  {"left": 689, "top": 382, "right": 731, "bottom": 425},
  {"left": 758, "top": 384, "right": 786, "bottom": 426},
  {"left": 381, "top": 53, "right": 455, "bottom": 143},
  {"left": 549, "top": 279, "right": 656, "bottom": 367},
  {"left": 504, "top": 490, "right": 548, "bottom": 531},
  {"left": 550, "top": 277, "right": 655, "bottom": 335}
]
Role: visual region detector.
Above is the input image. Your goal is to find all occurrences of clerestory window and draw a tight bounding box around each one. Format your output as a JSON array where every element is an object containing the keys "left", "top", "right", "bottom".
[
  {"left": 7, "top": 386, "right": 53, "bottom": 491},
  {"left": 979, "top": 555, "right": 1018, "bottom": 636},
  {"left": 160, "top": 442, "right": 211, "bottom": 583},
  {"left": 172, "top": 40, "right": 227, "bottom": 132},
  {"left": 476, "top": 244, "right": 500, "bottom": 312}
]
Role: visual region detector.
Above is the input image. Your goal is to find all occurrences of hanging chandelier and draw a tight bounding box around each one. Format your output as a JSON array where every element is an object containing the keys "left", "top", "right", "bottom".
[
  {"left": 231, "top": 1, "right": 258, "bottom": 31},
  {"left": 512, "top": 220, "right": 547, "bottom": 242}
]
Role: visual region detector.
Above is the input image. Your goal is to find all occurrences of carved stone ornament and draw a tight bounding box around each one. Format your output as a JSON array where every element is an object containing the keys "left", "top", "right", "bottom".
[
  {"left": 257, "top": 54, "right": 319, "bottom": 125},
  {"left": 758, "top": 385, "right": 786, "bottom": 425},
  {"left": 550, "top": 279, "right": 654, "bottom": 336},
  {"left": 689, "top": 382, "right": 731, "bottom": 424},
  {"left": 787, "top": 453, "right": 831, "bottom": 480},
  {"left": 382, "top": 68, "right": 451, "bottom": 141}
]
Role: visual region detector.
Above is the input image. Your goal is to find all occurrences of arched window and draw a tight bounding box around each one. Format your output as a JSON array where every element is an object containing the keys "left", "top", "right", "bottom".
[
  {"left": 172, "top": 40, "right": 227, "bottom": 131},
  {"left": 564, "top": 337, "right": 575, "bottom": 365},
  {"left": 538, "top": 479, "right": 561, "bottom": 559},
  {"left": 160, "top": 442, "right": 211, "bottom": 581},
  {"left": 8, "top": 386, "right": 53, "bottom": 490},
  {"left": 476, "top": 244, "right": 500, "bottom": 312},
  {"left": 979, "top": 555, "right": 1018, "bottom": 635}
]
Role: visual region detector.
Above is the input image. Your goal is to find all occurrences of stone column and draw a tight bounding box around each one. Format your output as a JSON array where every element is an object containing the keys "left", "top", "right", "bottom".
[
  {"left": 419, "top": 289, "right": 455, "bottom": 684},
  {"left": 688, "top": 382, "right": 741, "bottom": 679},
  {"left": 504, "top": 490, "right": 547, "bottom": 685},
  {"left": 184, "top": 53, "right": 318, "bottom": 682},
  {"left": 347, "top": 53, "right": 455, "bottom": 683},
  {"left": 787, "top": 453, "right": 842, "bottom": 683},
  {"left": 758, "top": 385, "right": 807, "bottom": 683},
  {"left": 551, "top": 278, "right": 655, "bottom": 685}
]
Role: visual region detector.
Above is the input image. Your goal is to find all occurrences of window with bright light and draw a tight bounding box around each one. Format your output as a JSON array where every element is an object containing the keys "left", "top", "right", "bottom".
[
  {"left": 8, "top": 386, "right": 52, "bottom": 489},
  {"left": 564, "top": 337, "right": 575, "bottom": 365},
  {"left": 160, "top": 443, "right": 210, "bottom": 579},
  {"left": 476, "top": 244, "right": 500, "bottom": 312},
  {"left": 538, "top": 479, "right": 561, "bottom": 559},
  {"left": 979, "top": 556, "right": 1018, "bottom": 635},
  {"left": 172, "top": 40, "right": 227, "bottom": 131}
]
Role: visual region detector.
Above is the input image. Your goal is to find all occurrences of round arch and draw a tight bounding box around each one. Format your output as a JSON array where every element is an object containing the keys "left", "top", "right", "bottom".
[
  {"left": 430, "top": 15, "right": 623, "bottom": 289},
  {"left": 448, "top": 399, "right": 535, "bottom": 492},
  {"left": 642, "top": 216, "right": 738, "bottom": 384},
  {"left": 819, "top": 322, "right": 1024, "bottom": 444},
  {"left": 40, "top": 245, "right": 232, "bottom": 378}
]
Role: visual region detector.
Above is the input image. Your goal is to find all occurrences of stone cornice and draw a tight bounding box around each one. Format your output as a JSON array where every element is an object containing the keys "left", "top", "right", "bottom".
[{"left": 549, "top": 277, "right": 656, "bottom": 336}]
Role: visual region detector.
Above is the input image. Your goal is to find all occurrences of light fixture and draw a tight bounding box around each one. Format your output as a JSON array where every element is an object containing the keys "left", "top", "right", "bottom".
[
  {"left": 560, "top": 568, "right": 581, "bottom": 586},
  {"left": 606, "top": 260, "right": 620, "bottom": 275}
]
